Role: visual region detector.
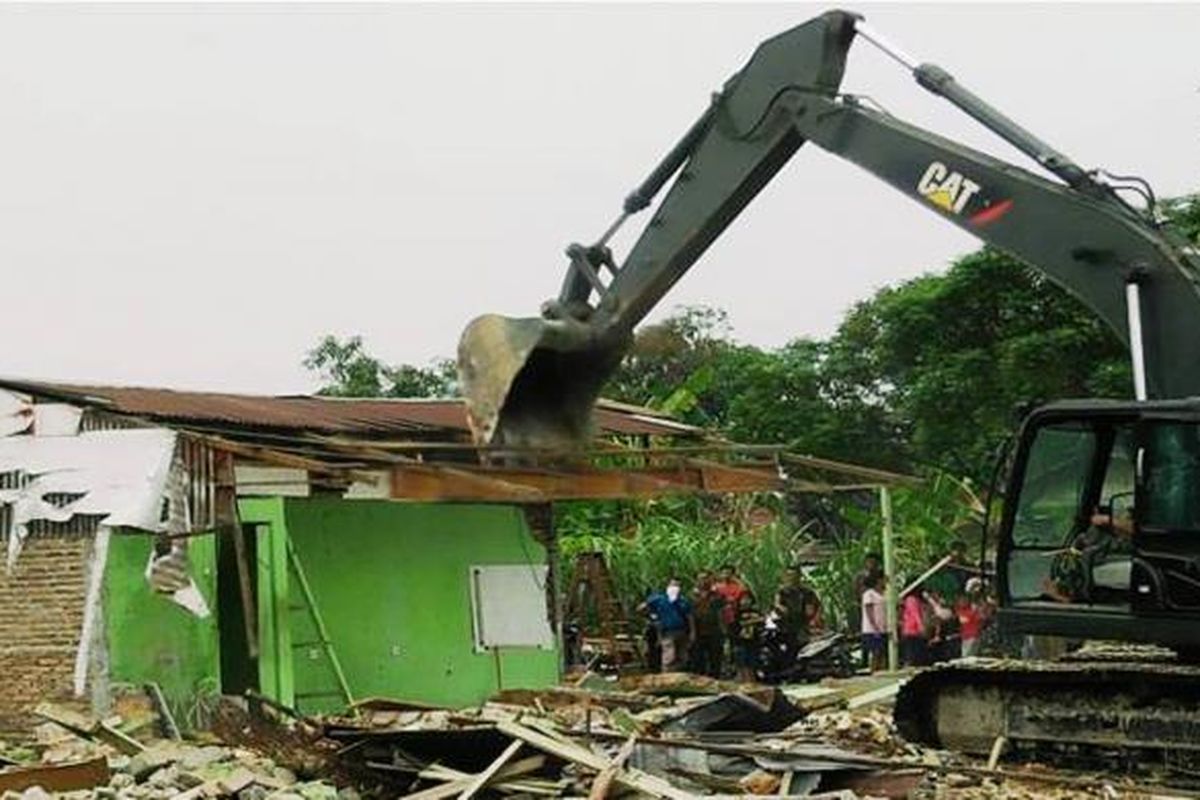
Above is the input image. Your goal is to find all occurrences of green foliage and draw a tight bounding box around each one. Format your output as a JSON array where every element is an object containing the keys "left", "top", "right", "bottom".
[
  {"left": 606, "top": 306, "right": 734, "bottom": 419},
  {"left": 1163, "top": 194, "right": 1200, "bottom": 241},
  {"left": 304, "top": 335, "right": 457, "bottom": 398},
  {"left": 557, "top": 497, "right": 801, "bottom": 615},
  {"left": 825, "top": 247, "right": 1132, "bottom": 478},
  {"left": 806, "top": 474, "right": 984, "bottom": 629}
]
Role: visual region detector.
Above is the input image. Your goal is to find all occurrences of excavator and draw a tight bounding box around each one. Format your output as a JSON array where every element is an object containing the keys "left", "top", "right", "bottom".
[{"left": 456, "top": 10, "right": 1200, "bottom": 764}]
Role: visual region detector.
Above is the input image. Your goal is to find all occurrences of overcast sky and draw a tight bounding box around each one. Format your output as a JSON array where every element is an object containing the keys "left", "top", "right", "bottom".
[{"left": 0, "top": 2, "right": 1197, "bottom": 394}]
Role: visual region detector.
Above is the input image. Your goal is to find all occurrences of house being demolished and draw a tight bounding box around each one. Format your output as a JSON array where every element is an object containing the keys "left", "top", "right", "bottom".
[{"left": 0, "top": 379, "right": 796, "bottom": 735}]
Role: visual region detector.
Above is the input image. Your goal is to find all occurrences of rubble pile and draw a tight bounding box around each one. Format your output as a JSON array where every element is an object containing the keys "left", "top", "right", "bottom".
[
  {"left": 0, "top": 735, "right": 349, "bottom": 800},
  {"left": 0, "top": 675, "right": 1192, "bottom": 799}
]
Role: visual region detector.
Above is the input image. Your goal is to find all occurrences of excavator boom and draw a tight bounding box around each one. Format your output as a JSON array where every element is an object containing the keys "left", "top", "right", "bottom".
[
  {"left": 454, "top": 10, "right": 1200, "bottom": 768},
  {"left": 458, "top": 10, "right": 1200, "bottom": 450}
]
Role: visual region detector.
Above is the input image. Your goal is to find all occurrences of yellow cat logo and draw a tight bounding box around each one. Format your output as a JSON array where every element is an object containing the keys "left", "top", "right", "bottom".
[{"left": 917, "top": 162, "right": 981, "bottom": 215}]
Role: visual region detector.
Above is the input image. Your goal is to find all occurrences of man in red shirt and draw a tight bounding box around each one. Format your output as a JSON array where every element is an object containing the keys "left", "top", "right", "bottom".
[
  {"left": 955, "top": 577, "right": 992, "bottom": 657},
  {"left": 712, "top": 564, "right": 751, "bottom": 676}
]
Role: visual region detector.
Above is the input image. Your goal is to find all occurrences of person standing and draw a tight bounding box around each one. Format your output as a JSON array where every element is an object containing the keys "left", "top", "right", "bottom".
[
  {"left": 860, "top": 574, "right": 888, "bottom": 672},
  {"left": 689, "top": 572, "right": 726, "bottom": 677},
  {"left": 713, "top": 564, "right": 751, "bottom": 675},
  {"left": 730, "top": 600, "right": 763, "bottom": 683},
  {"left": 956, "top": 577, "right": 993, "bottom": 657},
  {"left": 900, "top": 590, "right": 930, "bottom": 667},
  {"left": 926, "top": 590, "right": 960, "bottom": 662},
  {"left": 640, "top": 578, "right": 694, "bottom": 672},
  {"left": 773, "top": 566, "right": 822, "bottom": 650},
  {"left": 853, "top": 552, "right": 884, "bottom": 666},
  {"left": 853, "top": 553, "right": 884, "bottom": 605},
  {"left": 713, "top": 565, "right": 750, "bottom": 624}
]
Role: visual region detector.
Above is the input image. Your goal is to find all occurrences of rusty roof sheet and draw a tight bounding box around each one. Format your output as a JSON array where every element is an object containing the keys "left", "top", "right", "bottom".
[{"left": 0, "top": 379, "right": 700, "bottom": 439}]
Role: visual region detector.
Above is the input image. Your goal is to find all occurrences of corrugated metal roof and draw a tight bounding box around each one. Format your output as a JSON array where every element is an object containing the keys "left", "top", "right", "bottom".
[{"left": 0, "top": 379, "right": 699, "bottom": 439}]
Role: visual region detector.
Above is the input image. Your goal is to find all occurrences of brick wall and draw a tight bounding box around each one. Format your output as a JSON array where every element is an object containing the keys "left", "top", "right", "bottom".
[{"left": 0, "top": 532, "right": 91, "bottom": 735}]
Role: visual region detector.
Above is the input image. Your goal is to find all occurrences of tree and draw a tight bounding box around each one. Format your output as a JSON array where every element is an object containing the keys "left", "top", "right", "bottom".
[
  {"left": 605, "top": 305, "right": 733, "bottom": 416},
  {"left": 304, "top": 335, "right": 456, "bottom": 398},
  {"left": 824, "top": 248, "right": 1131, "bottom": 479}
]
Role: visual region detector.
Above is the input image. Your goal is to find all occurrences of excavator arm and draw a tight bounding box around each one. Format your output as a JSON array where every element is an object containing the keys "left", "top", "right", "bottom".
[{"left": 458, "top": 10, "right": 1200, "bottom": 448}]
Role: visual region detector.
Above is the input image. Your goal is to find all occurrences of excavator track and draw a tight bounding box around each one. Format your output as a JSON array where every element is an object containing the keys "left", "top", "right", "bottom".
[{"left": 895, "top": 657, "right": 1200, "bottom": 773}]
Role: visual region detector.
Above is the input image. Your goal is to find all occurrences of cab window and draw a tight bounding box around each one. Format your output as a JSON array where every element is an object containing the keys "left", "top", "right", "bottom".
[
  {"left": 1144, "top": 422, "right": 1200, "bottom": 531},
  {"left": 1012, "top": 422, "right": 1096, "bottom": 548}
]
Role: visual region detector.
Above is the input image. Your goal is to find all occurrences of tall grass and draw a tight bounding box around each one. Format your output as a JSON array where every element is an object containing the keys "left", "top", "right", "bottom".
[
  {"left": 560, "top": 511, "right": 802, "bottom": 612},
  {"left": 557, "top": 472, "right": 983, "bottom": 632}
]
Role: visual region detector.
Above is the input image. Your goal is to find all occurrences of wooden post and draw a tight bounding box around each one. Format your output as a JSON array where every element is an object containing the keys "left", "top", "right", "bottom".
[
  {"left": 880, "top": 486, "right": 899, "bottom": 672},
  {"left": 232, "top": 524, "right": 259, "bottom": 659}
]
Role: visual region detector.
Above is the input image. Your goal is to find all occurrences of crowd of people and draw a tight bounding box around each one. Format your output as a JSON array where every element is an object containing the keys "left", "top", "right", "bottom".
[
  {"left": 638, "top": 564, "right": 824, "bottom": 679},
  {"left": 636, "top": 541, "right": 996, "bottom": 679},
  {"left": 867, "top": 540, "right": 996, "bottom": 669}
]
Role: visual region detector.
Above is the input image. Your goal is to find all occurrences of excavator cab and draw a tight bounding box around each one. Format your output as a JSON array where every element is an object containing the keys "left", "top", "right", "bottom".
[{"left": 998, "top": 400, "right": 1200, "bottom": 650}]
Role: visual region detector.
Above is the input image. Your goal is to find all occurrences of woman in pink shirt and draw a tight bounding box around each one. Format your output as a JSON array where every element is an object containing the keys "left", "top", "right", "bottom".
[{"left": 900, "top": 591, "right": 930, "bottom": 666}]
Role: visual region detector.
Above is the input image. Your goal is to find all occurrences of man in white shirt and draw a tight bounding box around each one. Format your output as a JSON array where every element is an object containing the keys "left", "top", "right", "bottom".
[{"left": 860, "top": 574, "right": 887, "bottom": 673}]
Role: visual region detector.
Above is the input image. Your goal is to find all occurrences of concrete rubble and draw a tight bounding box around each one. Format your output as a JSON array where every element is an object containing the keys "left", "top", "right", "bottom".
[{"left": 0, "top": 675, "right": 1193, "bottom": 800}]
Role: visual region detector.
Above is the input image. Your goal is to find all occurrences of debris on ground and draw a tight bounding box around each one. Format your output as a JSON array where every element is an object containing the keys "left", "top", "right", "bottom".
[{"left": 1, "top": 674, "right": 1193, "bottom": 799}]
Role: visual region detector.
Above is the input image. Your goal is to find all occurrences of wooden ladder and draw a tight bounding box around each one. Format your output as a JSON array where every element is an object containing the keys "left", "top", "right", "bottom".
[{"left": 286, "top": 539, "right": 354, "bottom": 710}]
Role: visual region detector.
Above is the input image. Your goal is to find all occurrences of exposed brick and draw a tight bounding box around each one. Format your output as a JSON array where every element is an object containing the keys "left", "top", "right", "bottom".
[{"left": 0, "top": 533, "right": 90, "bottom": 736}]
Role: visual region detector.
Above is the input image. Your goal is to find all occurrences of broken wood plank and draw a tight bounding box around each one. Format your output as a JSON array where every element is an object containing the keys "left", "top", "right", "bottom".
[
  {"left": 145, "top": 681, "right": 181, "bottom": 740},
  {"left": 0, "top": 757, "right": 110, "bottom": 793},
  {"left": 496, "top": 720, "right": 609, "bottom": 771},
  {"left": 414, "top": 753, "right": 549, "bottom": 799},
  {"left": 845, "top": 680, "right": 905, "bottom": 710},
  {"left": 497, "top": 720, "right": 695, "bottom": 800},
  {"left": 422, "top": 764, "right": 561, "bottom": 796},
  {"left": 588, "top": 734, "right": 637, "bottom": 800},
  {"left": 402, "top": 777, "right": 474, "bottom": 800},
  {"left": 986, "top": 735, "right": 1007, "bottom": 770},
  {"left": 33, "top": 702, "right": 145, "bottom": 755},
  {"left": 422, "top": 755, "right": 547, "bottom": 783},
  {"left": 458, "top": 739, "right": 523, "bottom": 800}
]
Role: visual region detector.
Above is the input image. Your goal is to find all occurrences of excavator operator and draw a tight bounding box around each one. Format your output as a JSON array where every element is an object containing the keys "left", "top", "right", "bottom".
[{"left": 1045, "top": 505, "right": 1134, "bottom": 603}]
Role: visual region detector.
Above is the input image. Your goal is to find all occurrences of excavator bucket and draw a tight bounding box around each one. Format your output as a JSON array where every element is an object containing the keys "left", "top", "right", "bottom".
[
  {"left": 458, "top": 10, "right": 861, "bottom": 450},
  {"left": 458, "top": 314, "right": 627, "bottom": 450}
]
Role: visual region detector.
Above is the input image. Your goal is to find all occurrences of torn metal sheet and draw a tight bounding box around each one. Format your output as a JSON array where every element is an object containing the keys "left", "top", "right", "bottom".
[
  {"left": 33, "top": 403, "right": 83, "bottom": 436},
  {"left": 0, "top": 426, "right": 178, "bottom": 567},
  {"left": 659, "top": 689, "right": 805, "bottom": 735},
  {"left": 145, "top": 448, "right": 210, "bottom": 617},
  {"left": 751, "top": 748, "right": 873, "bottom": 773},
  {"left": 0, "top": 389, "right": 33, "bottom": 437},
  {"left": 630, "top": 742, "right": 711, "bottom": 780}
]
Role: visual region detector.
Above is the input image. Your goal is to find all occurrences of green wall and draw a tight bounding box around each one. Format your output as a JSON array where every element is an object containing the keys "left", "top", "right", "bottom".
[
  {"left": 240, "top": 498, "right": 560, "bottom": 714},
  {"left": 103, "top": 531, "right": 220, "bottom": 726}
]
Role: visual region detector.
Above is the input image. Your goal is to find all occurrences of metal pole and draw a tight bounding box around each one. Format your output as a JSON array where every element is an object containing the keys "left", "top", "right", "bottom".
[
  {"left": 1126, "top": 280, "right": 1148, "bottom": 401},
  {"left": 879, "top": 486, "right": 899, "bottom": 672},
  {"left": 855, "top": 19, "right": 1090, "bottom": 189},
  {"left": 853, "top": 20, "right": 919, "bottom": 71}
]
